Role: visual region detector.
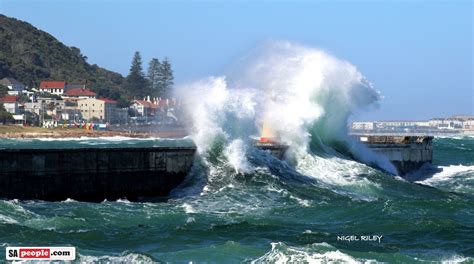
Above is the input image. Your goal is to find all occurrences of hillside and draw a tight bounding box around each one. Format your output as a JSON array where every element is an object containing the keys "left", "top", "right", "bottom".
[{"left": 0, "top": 14, "right": 124, "bottom": 90}]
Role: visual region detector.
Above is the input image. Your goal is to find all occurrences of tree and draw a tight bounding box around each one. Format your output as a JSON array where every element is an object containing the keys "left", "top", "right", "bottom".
[
  {"left": 18, "top": 94, "right": 30, "bottom": 104},
  {"left": 123, "top": 51, "right": 148, "bottom": 98},
  {"left": 159, "top": 57, "right": 174, "bottom": 98},
  {"left": 147, "top": 58, "right": 162, "bottom": 97},
  {"left": 0, "top": 84, "right": 8, "bottom": 97},
  {"left": 0, "top": 103, "right": 13, "bottom": 124}
]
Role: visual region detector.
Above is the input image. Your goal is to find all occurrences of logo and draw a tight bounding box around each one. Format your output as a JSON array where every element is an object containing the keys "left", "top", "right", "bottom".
[{"left": 6, "top": 247, "right": 75, "bottom": 261}]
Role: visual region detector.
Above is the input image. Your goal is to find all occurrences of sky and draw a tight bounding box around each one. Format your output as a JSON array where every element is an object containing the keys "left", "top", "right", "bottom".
[{"left": 0, "top": 0, "right": 472, "bottom": 120}]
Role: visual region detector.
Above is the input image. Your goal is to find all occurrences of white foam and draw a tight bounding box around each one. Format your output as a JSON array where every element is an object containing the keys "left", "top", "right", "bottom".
[
  {"left": 181, "top": 203, "right": 196, "bottom": 214},
  {"left": 224, "top": 139, "right": 252, "bottom": 173},
  {"left": 78, "top": 253, "right": 155, "bottom": 263},
  {"left": 441, "top": 255, "right": 472, "bottom": 264},
  {"left": 176, "top": 41, "right": 383, "bottom": 173},
  {"left": 251, "top": 242, "right": 367, "bottom": 264},
  {"left": 0, "top": 214, "right": 18, "bottom": 224},
  {"left": 417, "top": 165, "right": 474, "bottom": 186}
]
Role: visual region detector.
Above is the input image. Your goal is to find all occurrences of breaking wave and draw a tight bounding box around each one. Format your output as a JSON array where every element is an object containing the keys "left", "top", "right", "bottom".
[{"left": 176, "top": 41, "right": 396, "bottom": 191}]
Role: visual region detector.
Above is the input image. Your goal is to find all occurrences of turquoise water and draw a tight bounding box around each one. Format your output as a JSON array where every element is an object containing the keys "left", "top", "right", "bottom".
[{"left": 0, "top": 136, "right": 473, "bottom": 263}]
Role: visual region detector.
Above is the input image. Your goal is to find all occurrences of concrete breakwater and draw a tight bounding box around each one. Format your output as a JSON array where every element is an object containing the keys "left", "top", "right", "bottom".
[
  {"left": 0, "top": 135, "right": 433, "bottom": 202},
  {"left": 355, "top": 135, "right": 434, "bottom": 176},
  {"left": 0, "top": 146, "right": 196, "bottom": 201}
]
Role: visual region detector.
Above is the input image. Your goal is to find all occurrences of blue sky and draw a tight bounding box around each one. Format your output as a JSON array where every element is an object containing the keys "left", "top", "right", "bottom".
[{"left": 1, "top": 0, "right": 472, "bottom": 120}]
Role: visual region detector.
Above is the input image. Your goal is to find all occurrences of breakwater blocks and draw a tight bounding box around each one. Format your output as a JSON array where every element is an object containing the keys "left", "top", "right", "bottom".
[
  {"left": 0, "top": 147, "right": 196, "bottom": 201},
  {"left": 355, "top": 135, "right": 433, "bottom": 176}
]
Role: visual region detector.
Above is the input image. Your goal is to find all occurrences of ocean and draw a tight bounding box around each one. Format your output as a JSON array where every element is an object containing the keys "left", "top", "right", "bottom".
[
  {"left": 1, "top": 42, "right": 473, "bottom": 263},
  {"left": 0, "top": 136, "right": 473, "bottom": 263}
]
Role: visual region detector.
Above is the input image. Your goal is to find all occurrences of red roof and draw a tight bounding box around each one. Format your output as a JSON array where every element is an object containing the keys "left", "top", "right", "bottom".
[
  {"left": 40, "top": 81, "right": 66, "bottom": 89},
  {"left": 158, "top": 99, "right": 168, "bottom": 107},
  {"left": 0, "top": 95, "right": 18, "bottom": 103},
  {"left": 63, "top": 88, "right": 96, "bottom": 97},
  {"left": 135, "top": 100, "right": 154, "bottom": 108},
  {"left": 98, "top": 98, "right": 117, "bottom": 104}
]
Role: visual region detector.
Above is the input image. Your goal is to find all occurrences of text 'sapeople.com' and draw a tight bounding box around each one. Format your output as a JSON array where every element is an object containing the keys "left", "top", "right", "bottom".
[{"left": 6, "top": 247, "right": 75, "bottom": 261}]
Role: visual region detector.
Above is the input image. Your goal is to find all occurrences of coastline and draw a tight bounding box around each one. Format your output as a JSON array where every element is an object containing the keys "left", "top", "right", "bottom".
[{"left": 0, "top": 125, "right": 189, "bottom": 139}]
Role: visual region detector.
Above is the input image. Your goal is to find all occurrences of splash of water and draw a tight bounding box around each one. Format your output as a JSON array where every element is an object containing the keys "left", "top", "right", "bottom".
[{"left": 176, "top": 41, "right": 394, "bottom": 179}]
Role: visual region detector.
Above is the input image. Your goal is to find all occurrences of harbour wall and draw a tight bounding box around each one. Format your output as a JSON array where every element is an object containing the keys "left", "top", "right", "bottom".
[
  {"left": 354, "top": 135, "right": 434, "bottom": 175},
  {"left": 0, "top": 147, "right": 196, "bottom": 201}
]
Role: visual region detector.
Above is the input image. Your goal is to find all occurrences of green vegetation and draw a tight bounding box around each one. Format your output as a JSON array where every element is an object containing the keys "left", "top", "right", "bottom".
[
  {"left": 146, "top": 57, "right": 174, "bottom": 98},
  {"left": 159, "top": 58, "right": 174, "bottom": 98},
  {"left": 123, "top": 52, "right": 148, "bottom": 98},
  {"left": 0, "top": 84, "right": 12, "bottom": 124},
  {"left": 0, "top": 104, "right": 13, "bottom": 124},
  {"left": 0, "top": 14, "right": 123, "bottom": 96},
  {"left": 0, "top": 14, "right": 175, "bottom": 103},
  {"left": 147, "top": 58, "right": 161, "bottom": 97},
  {"left": 0, "top": 84, "right": 7, "bottom": 97},
  {"left": 38, "top": 92, "right": 62, "bottom": 100}
]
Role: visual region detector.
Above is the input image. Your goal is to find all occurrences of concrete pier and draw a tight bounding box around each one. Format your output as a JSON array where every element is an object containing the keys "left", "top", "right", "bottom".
[
  {"left": 254, "top": 141, "right": 288, "bottom": 159},
  {"left": 354, "top": 135, "right": 433, "bottom": 175},
  {"left": 0, "top": 146, "right": 196, "bottom": 201}
]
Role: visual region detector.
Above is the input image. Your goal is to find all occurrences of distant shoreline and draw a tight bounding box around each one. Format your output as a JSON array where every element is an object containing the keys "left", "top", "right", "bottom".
[{"left": 0, "top": 125, "right": 189, "bottom": 139}]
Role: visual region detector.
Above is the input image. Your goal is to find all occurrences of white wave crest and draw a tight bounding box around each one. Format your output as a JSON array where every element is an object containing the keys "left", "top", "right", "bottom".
[
  {"left": 251, "top": 242, "right": 370, "bottom": 263},
  {"left": 176, "top": 41, "right": 387, "bottom": 182},
  {"left": 78, "top": 252, "right": 155, "bottom": 263},
  {"left": 417, "top": 165, "right": 474, "bottom": 186}
]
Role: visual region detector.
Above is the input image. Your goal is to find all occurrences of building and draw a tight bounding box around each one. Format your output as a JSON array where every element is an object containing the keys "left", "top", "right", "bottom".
[
  {"left": 352, "top": 122, "right": 375, "bottom": 130},
  {"left": 24, "top": 97, "right": 65, "bottom": 118},
  {"left": 60, "top": 106, "right": 82, "bottom": 122},
  {"left": 131, "top": 100, "right": 154, "bottom": 116},
  {"left": 376, "top": 121, "right": 430, "bottom": 129},
  {"left": 0, "top": 95, "right": 19, "bottom": 114},
  {"left": 11, "top": 114, "right": 25, "bottom": 126},
  {"left": 62, "top": 88, "right": 97, "bottom": 100},
  {"left": 77, "top": 98, "right": 123, "bottom": 123},
  {"left": 463, "top": 119, "right": 474, "bottom": 130},
  {"left": 39, "top": 81, "right": 66, "bottom": 95},
  {"left": 0, "top": 77, "right": 25, "bottom": 95}
]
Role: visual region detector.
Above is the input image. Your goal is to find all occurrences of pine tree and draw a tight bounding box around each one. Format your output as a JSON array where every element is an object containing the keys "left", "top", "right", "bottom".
[
  {"left": 124, "top": 51, "right": 148, "bottom": 98},
  {"left": 160, "top": 57, "right": 174, "bottom": 98},
  {"left": 147, "top": 58, "right": 162, "bottom": 97}
]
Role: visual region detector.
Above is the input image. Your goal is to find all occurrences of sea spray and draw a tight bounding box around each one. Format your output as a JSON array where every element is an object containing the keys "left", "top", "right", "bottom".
[{"left": 176, "top": 41, "right": 394, "bottom": 177}]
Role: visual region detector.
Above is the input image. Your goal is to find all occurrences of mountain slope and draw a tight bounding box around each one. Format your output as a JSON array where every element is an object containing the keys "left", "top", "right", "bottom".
[{"left": 0, "top": 14, "right": 123, "bottom": 89}]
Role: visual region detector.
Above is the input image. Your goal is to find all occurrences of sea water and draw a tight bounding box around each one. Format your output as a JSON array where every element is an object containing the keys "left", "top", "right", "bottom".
[
  {"left": 1, "top": 42, "right": 473, "bottom": 263},
  {"left": 0, "top": 136, "right": 472, "bottom": 263}
]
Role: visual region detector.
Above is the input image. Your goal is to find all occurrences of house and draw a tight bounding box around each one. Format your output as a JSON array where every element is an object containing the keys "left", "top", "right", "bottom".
[
  {"left": 12, "top": 114, "right": 25, "bottom": 126},
  {"left": 62, "top": 88, "right": 97, "bottom": 100},
  {"left": 39, "top": 81, "right": 66, "bottom": 95},
  {"left": 25, "top": 97, "right": 65, "bottom": 117},
  {"left": 0, "top": 77, "right": 25, "bottom": 95},
  {"left": 0, "top": 95, "right": 19, "bottom": 114},
  {"left": 130, "top": 100, "right": 154, "bottom": 116},
  {"left": 77, "top": 98, "right": 124, "bottom": 123}
]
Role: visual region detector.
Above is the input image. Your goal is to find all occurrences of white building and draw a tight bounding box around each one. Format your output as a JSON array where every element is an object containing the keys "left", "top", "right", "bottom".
[
  {"left": 0, "top": 95, "right": 19, "bottom": 114},
  {"left": 39, "top": 81, "right": 66, "bottom": 95},
  {"left": 352, "top": 122, "right": 375, "bottom": 130}
]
